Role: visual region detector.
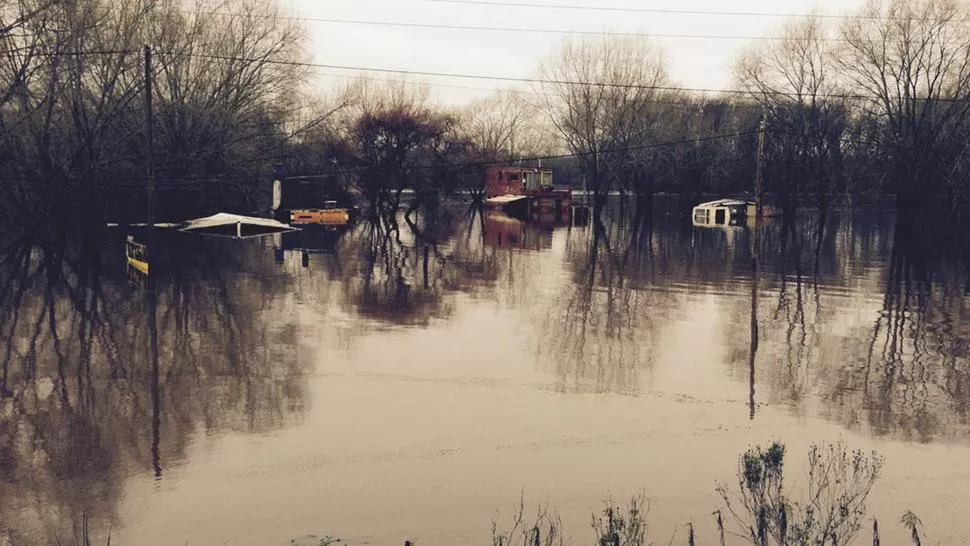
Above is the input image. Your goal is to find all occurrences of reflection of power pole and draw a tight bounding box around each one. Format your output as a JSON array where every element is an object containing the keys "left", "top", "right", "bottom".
[
  {"left": 748, "top": 251, "right": 759, "bottom": 421},
  {"left": 144, "top": 44, "right": 162, "bottom": 479},
  {"left": 748, "top": 112, "right": 766, "bottom": 421}
]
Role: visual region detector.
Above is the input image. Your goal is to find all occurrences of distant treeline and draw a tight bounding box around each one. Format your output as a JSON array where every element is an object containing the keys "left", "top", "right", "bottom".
[
  {"left": 2, "top": 0, "right": 970, "bottom": 229},
  {"left": 0, "top": 0, "right": 306, "bottom": 225}
]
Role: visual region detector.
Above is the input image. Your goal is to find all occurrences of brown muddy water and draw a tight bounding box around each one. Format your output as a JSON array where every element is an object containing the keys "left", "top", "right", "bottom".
[{"left": 1, "top": 201, "right": 969, "bottom": 545}]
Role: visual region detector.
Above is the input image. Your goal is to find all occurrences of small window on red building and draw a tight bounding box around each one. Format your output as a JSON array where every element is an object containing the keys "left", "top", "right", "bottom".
[{"left": 509, "top": 174, "right": 520, "bottom": 181}]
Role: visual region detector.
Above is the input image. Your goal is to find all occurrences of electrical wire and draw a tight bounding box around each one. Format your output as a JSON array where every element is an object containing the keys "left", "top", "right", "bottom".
[
  {"left": 280, "top": 129, "right": 763, "bottom": 180},
  {"left": 182, "top": 51, "right": 747, "bottom": 95},
  {"left": 428, "top": 0, "right": 870, "bottom": 19},
  {"left": 426, "top": 0, "right": 908, "bottom": 21},
  {"left": 0, "top": 129, "right": 763, "bottom": 186},
  {"left": 313, "top": 70, "right": 741, "bottom": 106},
  {"left": 178, "top": 51, "right": 970, "bottom": 103},
  {"left": 291, "top": 17, "right": 827, "bottom": 42}
]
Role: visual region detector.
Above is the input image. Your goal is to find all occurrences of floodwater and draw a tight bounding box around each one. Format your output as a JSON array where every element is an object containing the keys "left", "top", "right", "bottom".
[{"left": 1, "top": 200, "right": 969, "bottom": 545}]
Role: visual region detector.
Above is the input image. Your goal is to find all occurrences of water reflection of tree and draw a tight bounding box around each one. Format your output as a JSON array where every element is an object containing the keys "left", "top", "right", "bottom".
[
  {"left": 729, "top": 211, "right": 970, "bottom": 443},
  {"left": 330, "top": 203, "right": 517, "bottom": 327},
  {"left": 335, "top": 207, "right": 455, "bottom": 326},
  {"left": 447, "top": 205, "right": 501, "bottom": 292},
  {"left": 762, "top": 213, "right": 827, "bottom": 406},
  {"left": 540, "top": 206, "right": 670, "bottom": 394},
  {"left": 846, "top": 225, "right": 970, "bottom": 442},
  {"left": 0, "top": 229, "right": 309, "bottom": 544},
  {"left": 538, "top": 200, "right": 794, "bottom": 395}
]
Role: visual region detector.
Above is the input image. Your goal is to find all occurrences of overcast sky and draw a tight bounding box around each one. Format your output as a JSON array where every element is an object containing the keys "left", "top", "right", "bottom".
[{"left": 290, "top": 0, "right": 869, "bottom": 105}]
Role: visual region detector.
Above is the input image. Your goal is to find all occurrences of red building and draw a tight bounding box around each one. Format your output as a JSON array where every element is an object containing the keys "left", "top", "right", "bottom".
[{"left": 484, "top": 166, "right": 571, "bottom": 221}]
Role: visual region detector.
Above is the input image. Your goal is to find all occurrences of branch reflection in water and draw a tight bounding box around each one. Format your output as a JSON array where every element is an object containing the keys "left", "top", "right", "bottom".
[
  {"left": 0, "top": 196, "right": 968, "bottom": 543},
  {"left": 523, "top": 198, "right": 969, "bottom": 441},
  {"left": 540, "top": 205, "right": 656, "bottom": 394},
  {"left": 730, "top": 208, "right": 970, "bottom": 443},
  {"left": 0, "top": 226, "right": 311, "bottom": 544}
]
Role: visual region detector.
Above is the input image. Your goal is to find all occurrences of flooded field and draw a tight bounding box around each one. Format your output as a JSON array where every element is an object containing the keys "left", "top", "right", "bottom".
[{"left": 1, "top": 201, "right": 969, "bottom": 545}]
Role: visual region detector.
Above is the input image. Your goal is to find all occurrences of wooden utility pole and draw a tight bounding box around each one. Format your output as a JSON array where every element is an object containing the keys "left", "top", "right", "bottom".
[
  {"left": 144, "top": 45, "right": 155, "bottom": 227},
  {"left": 754, "top": 113, "right": 766, "bottom": 222}
]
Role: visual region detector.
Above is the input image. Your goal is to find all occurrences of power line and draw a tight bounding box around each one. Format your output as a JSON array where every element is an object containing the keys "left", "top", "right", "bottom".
[
  {"left": 182, "top": 52, "right": 970, "bottom": 103},
  {"left": 51, "top": 49, "right": 136, "bottom": 56},
  {"left": 147, "top": 4, "right": 968, "bottom": 48},
  {"left": 7, "top": 46, "right": 966, "bottom": 104},
  {"left": 183, "top": 51, "right": 735, "bottom": 94},
  {"left": 174, "top": 9, "right": 898, "bottom": 43},
  {"left": 301, "top": 17, "right": 818, "bottom": 42},
  {"left": 0, "top": 131, "right": 758, "bottom": 185},
  {"left": 465, "top": 130, "right": 762, "bottom": 166},
  {"left": 181, "top": 8, "right": 822, "bottom": 37},
  {"left": 2, "top": 126, "right": 895, "bottom": 189},
  {"left": 314, "top": 70, "right": 625, "bottom": 101},
  {"left": 157, "top": 9, "right": 934, "bottom": 46},
  {"left": 427, "top": 0, "right": 869, "bottom": 20},
  {"left": 433, "top": 0, "right": 969, "bottom": 23},
  {"left": 177, "top": 53, "right": 705, "bottom": 96},
  {"left": 315, "top": 70, "right": 762, "bottom": 108},
  {"left": 284, "top": 130, "right": 762, "bottom": 181}
]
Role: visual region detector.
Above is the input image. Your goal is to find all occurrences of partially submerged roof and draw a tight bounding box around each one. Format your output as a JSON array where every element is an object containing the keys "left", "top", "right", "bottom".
[
  {"left": 180, "top": 213, "right": 299, "bottom": 239},
  {"left": 694, "top": 199, "right": 754, "bottom": 208},
  {"left": 486, "top": 195, "right": 529, "bottom": 205}
]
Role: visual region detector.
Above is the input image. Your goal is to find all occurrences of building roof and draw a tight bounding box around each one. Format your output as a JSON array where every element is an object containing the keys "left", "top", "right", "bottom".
[
  {"left": 485, "top": 195, "right": 529, "bottom": 205},
  {"left": 694, "top": 199, "right": 754, "bottom": 208}
]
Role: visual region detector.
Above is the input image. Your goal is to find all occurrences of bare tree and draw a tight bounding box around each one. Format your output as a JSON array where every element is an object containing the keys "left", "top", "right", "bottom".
[
  {"left": 148, "top": 0, "right": 309, "bottom": 178},
  {"left": 460, "top": 89, "right": 528, "bottom": 161},
  {"left": 459, "top": 88, "right": 556, "bottom": 161},
  {"left": 0, "top": 0, "right": 311, "bottom": 223},
  {"left": 0, "top": 0, "right": 58, "bottom": 112},
  {"left": 736, "top": 13, "right": 847, "bottom": 216},
  {"left": 537, "top": 36, "right": 668, "bottom": 211},
  {"left": 0, "top": 0, "right": 153, "bottom": 222},
  {"left": 836, "top": 0, "right": 970, "bottom": 216}
]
